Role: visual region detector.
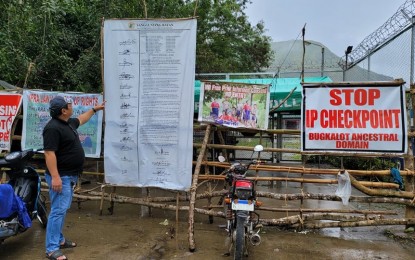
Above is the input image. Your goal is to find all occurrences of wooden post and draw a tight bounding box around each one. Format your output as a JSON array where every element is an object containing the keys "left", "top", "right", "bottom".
[
  {"left": 108, "top": 186, "right": 116, "bottom": 215},
  {"left": 207, "top": 181, "right": 213, "bottom": 224},
  {"left": 141, "top": 188, "right": 151, "bottom": 217},
  {"left": 404, "top": 155, "right": 415, "bottom": 229},
  {"left": 176, "top": 191, "right": 179, "bottom": 250},
  {"left": 188, "top": 124, "right": 211, "bottom": 252},
  {"left": 99, "top": 185, "right": 106, "bottom": 216},
  {"left": 404, "top": 83, "right": 415, "bottom": 228},
  {"left": 217, "top": 130, "right": 228, "bottom": 161}
]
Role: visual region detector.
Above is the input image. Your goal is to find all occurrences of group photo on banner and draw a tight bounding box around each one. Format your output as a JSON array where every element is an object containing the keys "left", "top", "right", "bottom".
[
  {"left": 22, "top": 90, "right": 104, "bottom": 158},
  {"left": 198, "top": 81, "right": 270, "bottom": 130}
]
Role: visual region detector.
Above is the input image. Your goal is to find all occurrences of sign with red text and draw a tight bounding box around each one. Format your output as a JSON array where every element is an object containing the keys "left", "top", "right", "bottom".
[
  {"left": 0, "top": 93, "right": 22, "bottom": 152},
  {"left": 301, "top": 84, "right": 407, "bottom": 153}
]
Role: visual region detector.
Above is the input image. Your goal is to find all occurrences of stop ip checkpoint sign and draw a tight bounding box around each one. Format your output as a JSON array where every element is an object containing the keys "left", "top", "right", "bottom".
[{"left": 301, "top": 83, "right": 407, "bottom": 153}]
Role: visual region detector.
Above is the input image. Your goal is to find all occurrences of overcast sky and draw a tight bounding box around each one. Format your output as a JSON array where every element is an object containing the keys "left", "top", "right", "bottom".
[{"left": 245, "top": 0, "right": 406, "bottom": 57}]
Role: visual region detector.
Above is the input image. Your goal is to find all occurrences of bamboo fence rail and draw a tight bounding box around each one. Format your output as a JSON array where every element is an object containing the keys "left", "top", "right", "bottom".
[{"left": 2, "top": 88, "right": 415, "bottom": 252}]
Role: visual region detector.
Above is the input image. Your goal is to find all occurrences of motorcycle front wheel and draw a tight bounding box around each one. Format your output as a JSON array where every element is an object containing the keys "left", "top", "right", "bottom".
[
  {"left": 234, "top": 215, "right": 245, "bottom": 260},
  {"left": 36, "top": 194, "right": 48, "bottom": 228}
]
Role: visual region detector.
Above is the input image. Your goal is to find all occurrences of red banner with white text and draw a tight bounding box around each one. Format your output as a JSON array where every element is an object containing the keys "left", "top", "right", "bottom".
[{"left": 0, "top": 93, "right": 22, "bottom": 152}]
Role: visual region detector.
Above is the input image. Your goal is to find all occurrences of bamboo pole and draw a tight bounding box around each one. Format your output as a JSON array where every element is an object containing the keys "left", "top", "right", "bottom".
[
  {"left": 202, "top": 205, "right": 397, "bottom": 215},
  {"left": 193, "top": 142, "right": 411, "bottom": 158},
  {"left": 188, "top": 124, "right": 211, "bottom": 252},
  {"left": 33, "top": 163, "right": 414, "bottom": 179},
  {"left": 405, "top": 82, "right": 415, "bottom": 227},
  {"left": 176, "top": 192, "right": 179, "bottom": 250},
  {"left": 73, "top": 192, "right": 415, "bottom": 229},
  {"left": 43, "top": 164, "right": 415, "bottom": 177},
  {"left": 216, "top": 130, "right": 228, "bottom": 161},
  {"left": 99, "top": 185, "right": 106, "bottom": 216},
  {"left": 71, "top": 188, "right": 415, "bottom": 206},
  {"left": 198, "top": 174, "right": 398, "bottom": 188},
  {"left": 73, "top": 191, "right": 415, "bottom": 212},
  {"left": 349, "top": 174, "right": 415, "bottom": 199},
  {"left": 20, "top": 153, "right": 415, "bottom": 178},
  {"left": 296, "top": 218, "right": 415, "bottom": 229}
]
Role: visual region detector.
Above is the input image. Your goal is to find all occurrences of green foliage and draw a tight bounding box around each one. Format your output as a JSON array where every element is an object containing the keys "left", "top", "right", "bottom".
[
  {"left": 307, "top": 155, "right": 397, "bottom": 170},
  {"left": 0, "top": 0, "right": 272, "bottom": 92},
  {"left": 195, "top": 0, "right": 273, "bottom": 73}
]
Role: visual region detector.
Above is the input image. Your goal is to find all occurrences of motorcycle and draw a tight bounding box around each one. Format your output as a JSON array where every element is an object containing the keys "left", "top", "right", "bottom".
[
  {"left": 0, "top": 149, "right": 48, "bottom": 245},
  {"left": 220, "top": 145, "right": 264, "bottom": 259}
]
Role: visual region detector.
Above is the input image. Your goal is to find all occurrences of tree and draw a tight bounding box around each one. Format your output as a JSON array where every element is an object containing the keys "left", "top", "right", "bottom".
[
  {"left": 0, "top": 0, "right": 103, "bottom": 92},
  {"left": 195, "top": 0, "right": 273, "bottom": 73},
  {"left": 0, "top": 0, "right": 272, "bottom": 92}
]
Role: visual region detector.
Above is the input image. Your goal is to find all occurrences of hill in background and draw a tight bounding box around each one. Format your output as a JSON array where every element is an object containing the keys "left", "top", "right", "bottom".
[{"left": 266, "top": 40, "right": 392, "bottom": 82}]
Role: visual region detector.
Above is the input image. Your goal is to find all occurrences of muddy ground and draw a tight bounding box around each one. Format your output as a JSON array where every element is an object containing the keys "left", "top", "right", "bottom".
[{"left": 1, "top": 177, "right": 415, "bottom": 260}]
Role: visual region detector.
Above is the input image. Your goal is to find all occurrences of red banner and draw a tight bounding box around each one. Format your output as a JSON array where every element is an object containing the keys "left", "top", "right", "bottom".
[{"left": 0, "top": 93, "right": 22, "bottom": 151}]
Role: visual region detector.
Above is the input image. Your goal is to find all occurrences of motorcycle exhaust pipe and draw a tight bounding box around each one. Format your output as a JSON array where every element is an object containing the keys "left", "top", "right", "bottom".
[{"left": 250, "top": 233, "right": 261, "bottom": 246}]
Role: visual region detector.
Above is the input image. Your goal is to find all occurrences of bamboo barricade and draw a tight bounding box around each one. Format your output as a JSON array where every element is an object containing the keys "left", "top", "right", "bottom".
[{"left": 4, "top": 115, "right": 415, "bottom": 252}]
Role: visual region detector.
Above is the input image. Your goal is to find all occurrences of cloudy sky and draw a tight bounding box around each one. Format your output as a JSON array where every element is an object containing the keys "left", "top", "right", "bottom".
[{"left": 245, "top": 0, "right": 406, "bottom": 57}]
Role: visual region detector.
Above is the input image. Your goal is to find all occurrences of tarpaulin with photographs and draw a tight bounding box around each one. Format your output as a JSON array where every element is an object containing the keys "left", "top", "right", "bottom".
[
  {"left": 0, "top": 93, "right": 22, "bottom": 152},
  {"left": 301, "top": 83, "right": 407, "bottom": 153},
  {"left": 22, "top": 90, "right": 104, "bottom": 158},
  {"left": 198, "top": 81, "right": 270, "bottom": 130}
]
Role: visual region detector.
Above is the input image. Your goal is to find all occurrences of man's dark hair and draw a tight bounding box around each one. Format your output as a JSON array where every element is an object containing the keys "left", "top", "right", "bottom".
[{"left": 49, "top": 96, "right": 70, "bottom": 118}]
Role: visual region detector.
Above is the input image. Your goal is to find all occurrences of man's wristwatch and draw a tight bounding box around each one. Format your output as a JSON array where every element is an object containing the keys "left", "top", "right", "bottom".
[{"left": 92, "top": 107, "right": 97, "bottom": 113}]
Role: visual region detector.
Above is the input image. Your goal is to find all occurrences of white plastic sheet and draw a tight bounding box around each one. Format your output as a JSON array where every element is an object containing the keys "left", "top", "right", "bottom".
[
  {"left": 103, "top": 19, "right": 197, "bottom": 190},
  {"left": 335, "top": 170, "right": 351, "bottom": 205}
]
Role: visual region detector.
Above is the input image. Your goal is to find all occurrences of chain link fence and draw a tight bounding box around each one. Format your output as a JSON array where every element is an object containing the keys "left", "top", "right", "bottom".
[{"left": 347, "top": 28, "right": 412, "bottom": 86}]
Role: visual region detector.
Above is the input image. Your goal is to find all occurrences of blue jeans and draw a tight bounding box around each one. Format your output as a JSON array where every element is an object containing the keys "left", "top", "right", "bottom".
[{"left": 45, "top": 174, "right": 78, "bottom": 254}]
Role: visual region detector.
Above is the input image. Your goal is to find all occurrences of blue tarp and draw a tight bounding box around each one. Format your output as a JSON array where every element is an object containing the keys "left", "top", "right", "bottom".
[
  {"left": 195, "top": 76, "right": 332, "bottom": 112},
  {"left": 0, "top": 184, "right": 32, "bottom": 228}
]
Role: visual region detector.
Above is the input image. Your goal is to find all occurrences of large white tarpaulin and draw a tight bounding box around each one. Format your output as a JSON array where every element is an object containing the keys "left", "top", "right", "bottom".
[
  {"left": 301, "top": 83, "right": 407, "bottom": 153},
  {"left": 103, "top": 19, "right": 196, "bottom": 190}
]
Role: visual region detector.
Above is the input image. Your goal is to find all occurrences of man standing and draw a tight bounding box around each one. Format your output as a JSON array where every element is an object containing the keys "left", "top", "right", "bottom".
[
  {"left": 43, "top": 95, "right": 105, "bottom": 260},
  {"left": 243, "top": 100, "right": 251, "bottom": 126},
  {"left": 210, "top": 99, "right": 220, "bottom": 118}
]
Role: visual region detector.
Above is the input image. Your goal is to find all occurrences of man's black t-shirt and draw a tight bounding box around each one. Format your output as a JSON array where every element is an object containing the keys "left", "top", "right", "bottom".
[{"left": 43, "top": 117, "right": 85, "bottom": 176}]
